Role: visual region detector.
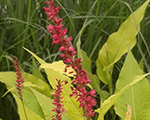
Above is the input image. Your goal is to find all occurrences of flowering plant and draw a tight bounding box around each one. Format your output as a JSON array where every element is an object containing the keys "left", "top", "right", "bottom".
[
  {"left": 43, "top": 0, "right": 96, "bottom": 119},
  {"left": 0, "top": 0, "right": 150, "bottom": 120}
]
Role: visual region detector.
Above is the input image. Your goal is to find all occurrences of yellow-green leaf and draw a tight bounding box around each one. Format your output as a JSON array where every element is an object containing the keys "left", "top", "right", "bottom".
[
  {"left": 139, "top": 59, "right": 143, "bottom": 70},
  {"left": 13, "top": 94, "right": 44, "bottom": 120},
  {"left": 39, "top": 61, "right": 75, "bottom": 77},
  {"left": 95, "top": 72, "right": 150, "bottom": 120},
  {"left": 114, "top": 51, "right": 150, "bottom": 120},
  {"left": 21, "top": 88, "right": 45, "bottom": 119},
  {"left": 43, "top": 68, "right": 84, "bottom": 120},
  {"left": 22, "top": 72, "right": 51, "bottom": 97},
  {"left": 96, "top": 0, "right": 150, "bottom": 84},
  {"left": 0, "top": 72, "right": 52, "bottom": 119},
  {"left": 32, "top": 57, "right": 45, "bottom": 81},
  {"left": 24, "top": 48, "right": 85, "bottom": 120},
  {"left": 31, "top": 88, "right": 72, "bottom": 120},
  {"left": 0, "top": 72, "right": 50, "bottom": 96}
]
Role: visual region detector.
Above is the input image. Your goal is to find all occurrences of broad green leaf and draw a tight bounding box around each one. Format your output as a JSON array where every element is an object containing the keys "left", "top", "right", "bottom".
[
  {"left": 0, "top": 70, "right": 70, "bottom": 120},
  {"left": 95, "top": 72, "right": 150, "bottom": 120},
  {"left": 62, "top": 76, "right": 84, "bottom": 120},
  {"left": 96, "top": 0, "right": 150, "bottom": 84},
  {"left": 76, "top": 35, "right": 92, "bottom": 74},
  {"left": 76, "top": 46, "right": 93, "bottom": 89},
  {"left": 22, "top": 72, "right": 51, "bottom": 98},
  {"left": 30, "top": 88, "right": 52, "bottom": 120},
  {"left": 21, "top": 88, "right": 45, "bottom": 119},
  {"left": 124, "top": 104, "right": 131, "bottom": 120},
  {"left": 24, "top": 47, "right": 74, "bottom": 79},
  {"left": 0, "top": 72, "right": 52, "bottom": 119},
  {"left": 114, "top": 51, "right": 150, "bottom": 120},
  {"left": 139, "top": 59, "right": 143, "bottom": 70},
  {"left": 41, "top": 67, "right": 85, "bottom": 120},
  {"left": 39, "top": 61, "right": 75, "bottom": 77},
  {"left": 31, "top": 88, "right": 72, "bottom": 120},
  {"left": 31, "top": 88, "right": 53, "bottom": 119},
  {"left": 32, "top": 57, "right": 45, "bottom": 81},
  {"left": 77, "top": 49, "right": 92, "bottom": 73},
  {"left": 24, "top": 48, "right": 71, "bottom": 88},
  {"left": 24, "top": 48, "right": 85, "bottom": 120},
  {"left": 13, "top": 94, "right": 44, "bottom": 120}
]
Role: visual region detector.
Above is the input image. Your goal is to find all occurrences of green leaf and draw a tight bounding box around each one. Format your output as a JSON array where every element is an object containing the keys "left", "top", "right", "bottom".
[
  {"left": 0, "top": 72, "right": 52, "bottom": 119},
  {"left": 77, "top": 49, "right": 92, "bottom": 73},
  {"left": 32, "top": 57, "right": 45, "bottom": 81},
  {"left": 30, "top": 88, "right": 53, "bottom": 120},
  {"left": 39, "top": 61, "right": 75, "bottom": 77},
  {"left": 24, "top": 48, "right": 85, "bottom": 119},
  {"left": 0, "top": 70, "right": 71, "bottom": 120},
  {"left": 139, "top": 59, "right": 143, "bottom": 70},
  {"left": 96, "top": 0, "right": 150, "bottom": 84},
  {"left": 76, "top": 35, "right": 92, "bottom": 73},
  {"left": 31, "top": 88, "right": 72, "bottom": 120},
  {"left": 114, "top": 51, "right": 150, "bottom": 120},
  {"left": 13, "top": 94, "right": 44, "bottom": 120},
  {"left": 21, "top": 88, "right": 45, "bottom": 119},
  {"left": 23, "top": 72, "right": 51, "bottom": 98},
  {"left": 40, "top": 67, "right": 85, "bottom": 120},
  {"left": 95, "top": 72, "right": 150, "bottom": 120}
]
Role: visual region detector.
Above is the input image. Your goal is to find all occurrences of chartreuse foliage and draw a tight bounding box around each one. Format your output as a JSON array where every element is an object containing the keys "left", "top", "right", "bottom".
[
  {"left": 24, "top": 47, "right": 85, "bottom": 120},
  {"left": 0, "top": 72, "right": 51, "bottom": 119},
  {"left": 0, "top": 0, "right": 150, "bottom": 120},
  {"left": 95, "top": 51, "right": 150, "bottom": 120},
  {"left": 114, "top": 51, "right": 150, "bottom": 120},
  {"left": 96, "top": 0, "right": 150, "bottom": 85}
]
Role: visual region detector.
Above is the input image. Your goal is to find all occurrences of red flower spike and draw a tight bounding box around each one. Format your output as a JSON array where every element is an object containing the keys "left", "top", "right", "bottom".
[
  {"left": 54, "top": 17, "right": 63, "bottom": 25},
  {"left": 59, "top": 46, "right": 65, "bottom": 52},
  {"left": 55, "top": 24, "right": 63, "bottom": 32},
  {"left": 66, "top": 37, "right": 73, "bottom": 42},
  {"left": 68, "top": 47, "right": 75, "bottom": 52},
  {"left": 60, "top": 54, "right": 66, "bottom": 58},
  {"left": 64, "top": 58, "right": 72, "bottom": 64},
  {"left": 11, "top": 57, "right": 24, "bottom": 100},
  {"left": 47, "top": 25, "right": 55, "bottom": 33},
  {"left": 52, "top": 79, "right": 65, "bottom": 120},
  {"left": 43, "top": 0, "right": 97, "bottom": 119}
]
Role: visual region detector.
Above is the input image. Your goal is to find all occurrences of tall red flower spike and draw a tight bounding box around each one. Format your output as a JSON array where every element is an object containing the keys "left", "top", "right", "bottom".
[
  {"left": 43, "top": 0, "right": 97, "bottom": 119},
  {"left": 52, "top": 79, "right": 65, "bottom": 120},
  {"left": 11, "top": 57, "right": 24, "bottom": 100}
]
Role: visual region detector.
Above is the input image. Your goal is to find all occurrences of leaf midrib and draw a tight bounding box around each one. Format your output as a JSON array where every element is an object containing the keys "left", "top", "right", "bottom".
[{"left": 131, "top": 85, "right": 136, "bottom": 120}]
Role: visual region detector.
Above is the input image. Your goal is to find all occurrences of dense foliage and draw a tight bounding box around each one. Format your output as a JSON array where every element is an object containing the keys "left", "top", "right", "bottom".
[{"left": 0, "top": 0, "right": 150, "bottom": 120}]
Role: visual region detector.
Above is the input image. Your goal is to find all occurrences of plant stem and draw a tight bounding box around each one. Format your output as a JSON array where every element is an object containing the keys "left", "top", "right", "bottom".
[
  {"left": 108, "top": 81, "right": 113, "bottom": 95},
  {"left": 109, "top": 74, "right": 115, "bottom": 119},
  {"left": 21, "top": 100, "right": 28, "bottom": 120}
]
